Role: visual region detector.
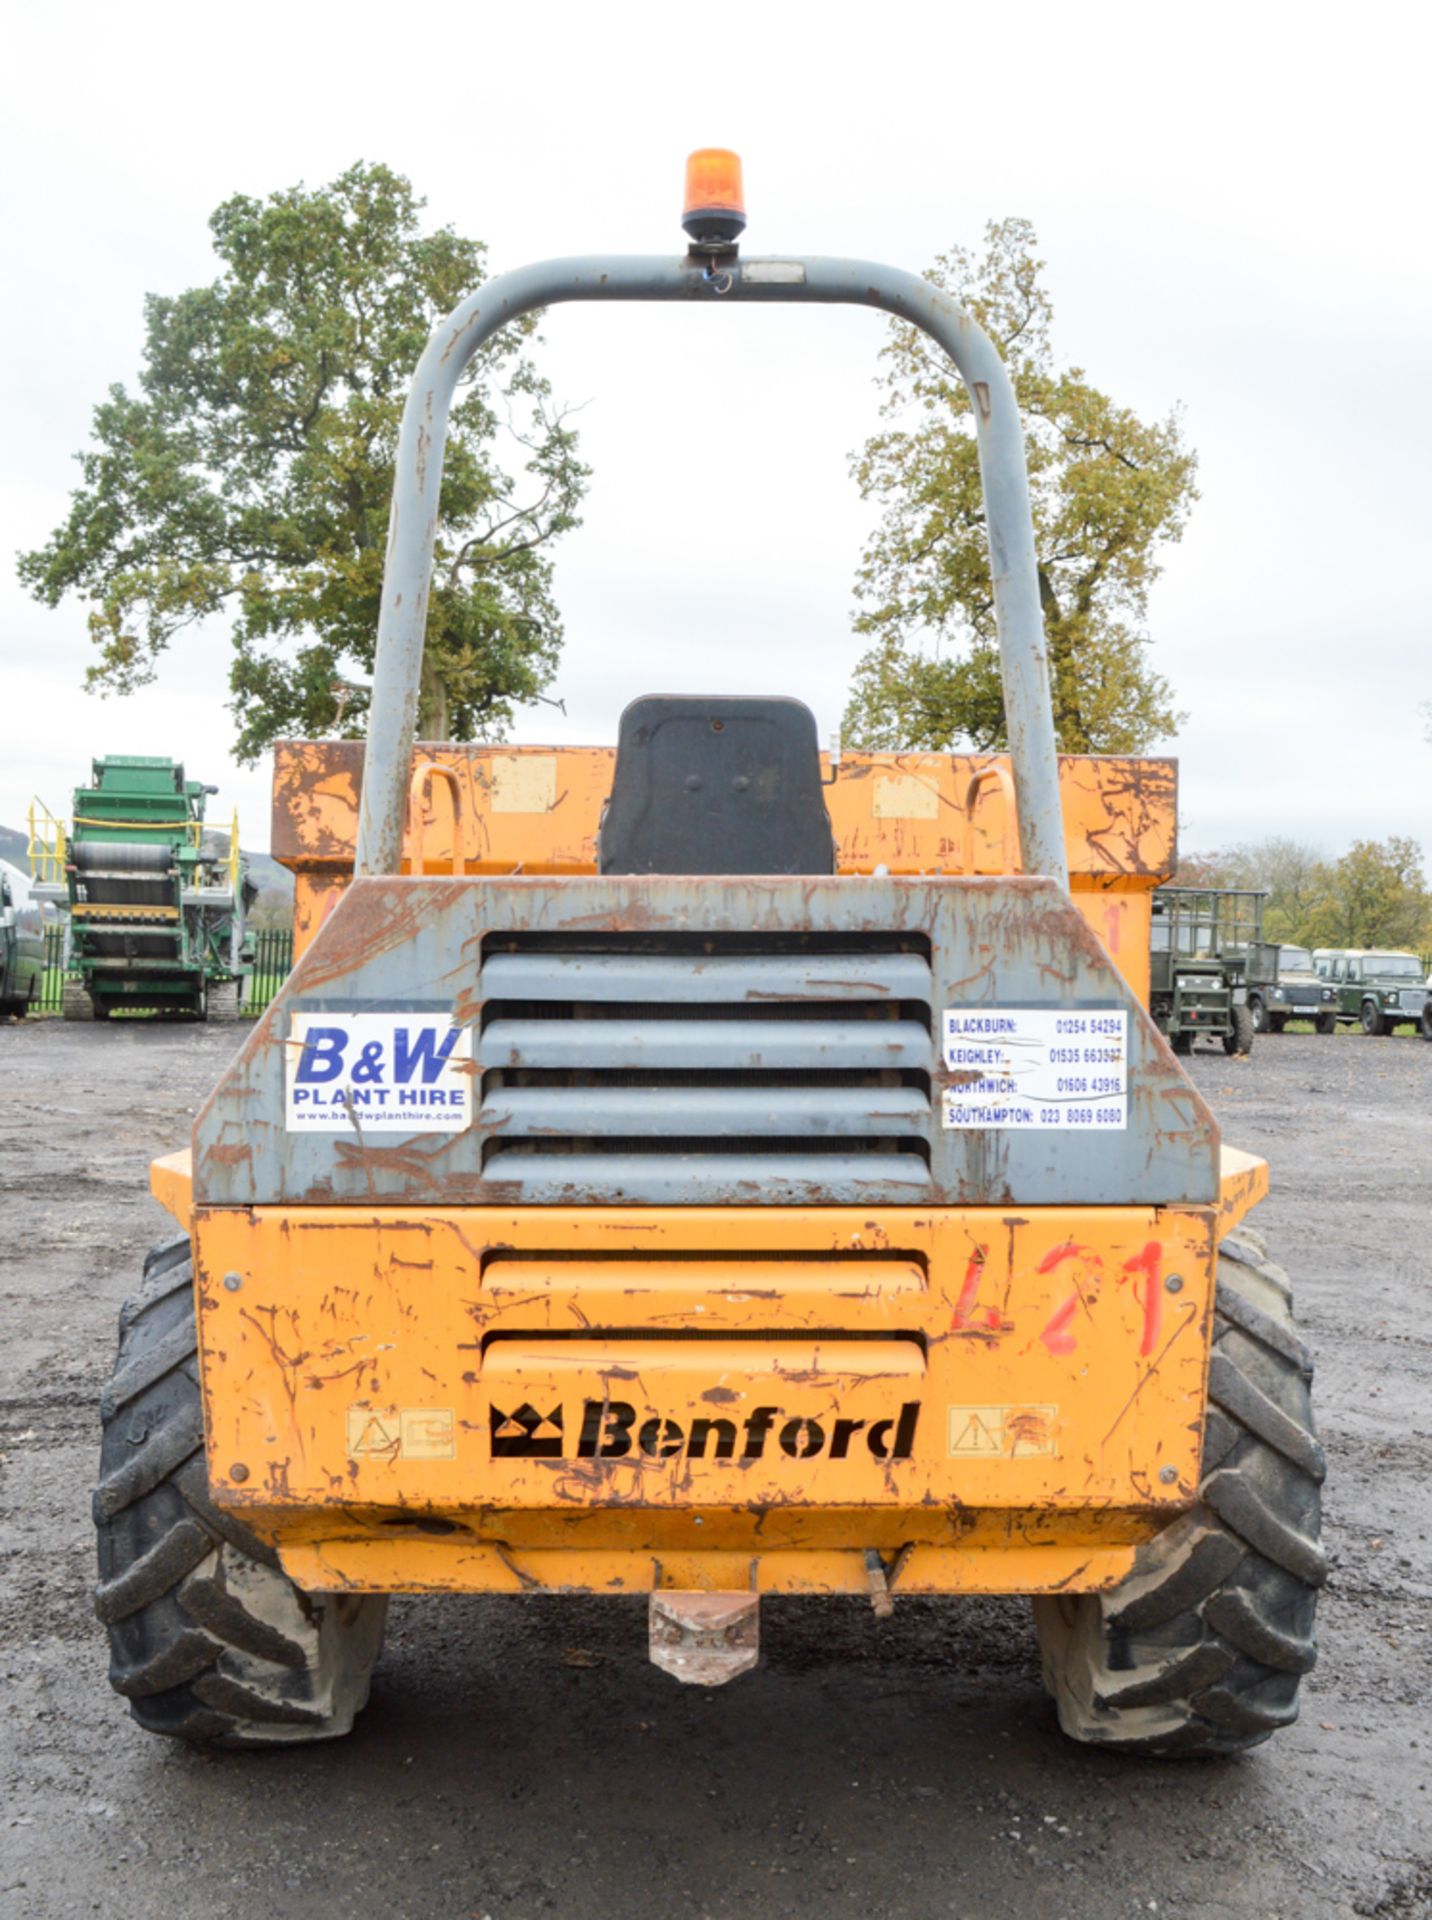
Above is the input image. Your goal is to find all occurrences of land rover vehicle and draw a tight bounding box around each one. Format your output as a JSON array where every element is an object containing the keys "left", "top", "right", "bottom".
[
  {"left": 0, "top": 861, "right": 44, "bottom": 1017},
  {"left": 1313, "top": 948, "right": 1430, "bottom": 1034},
  {"left": 1248, "top": 945, "right": 1338, "bottom": 1034}
]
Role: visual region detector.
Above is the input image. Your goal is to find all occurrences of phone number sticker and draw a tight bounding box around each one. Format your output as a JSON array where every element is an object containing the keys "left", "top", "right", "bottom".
[{"left": 941, "top": 1008, "right": 1127, "bottom": 1130}]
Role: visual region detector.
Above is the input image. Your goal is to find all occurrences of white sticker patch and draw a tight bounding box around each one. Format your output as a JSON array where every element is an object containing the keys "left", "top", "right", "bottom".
[
  {"left": 872, "top": 774, "right": 939, "bottom": 821},
  {"left": 740, "top": 260, "right": 806, "bottom": 284},
  {"left": 490, "top": 752, "right": 557, "bottom": 814},
  {"left": 942, "top": 1008, "right": 1127, "bottom": 1130},
  {"left": 285, "top": 1012, "right": 473, "bottom": 1132}
]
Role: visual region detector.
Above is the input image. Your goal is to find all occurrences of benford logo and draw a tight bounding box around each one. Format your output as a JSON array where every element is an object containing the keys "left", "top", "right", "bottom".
[
  {"left": 490, "top": 1403, "right": 565, "bottom": 1458},
  {"left": 488, "top": 1399, "right": 921, "bottom": 1463}
]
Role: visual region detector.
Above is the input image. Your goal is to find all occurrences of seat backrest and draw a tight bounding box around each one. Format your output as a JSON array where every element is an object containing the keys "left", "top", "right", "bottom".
[{"left": 597, "top": 695, "right": 836, "bottom": 876}]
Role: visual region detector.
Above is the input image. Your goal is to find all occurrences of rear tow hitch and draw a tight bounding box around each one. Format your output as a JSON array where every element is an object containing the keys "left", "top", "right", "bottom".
[{"left": 649, "top": 1591, "right": 760, "bottom": 1686}]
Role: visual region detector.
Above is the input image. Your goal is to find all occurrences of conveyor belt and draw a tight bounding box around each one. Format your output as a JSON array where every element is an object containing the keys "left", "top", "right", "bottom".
[{"left": 70, "top": 839, "right": 181, "bottom": 958}]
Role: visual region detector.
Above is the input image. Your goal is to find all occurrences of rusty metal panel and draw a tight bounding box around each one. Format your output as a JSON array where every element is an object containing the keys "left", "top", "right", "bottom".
[
  {"left": 272, "top": 741, "right": 1176, "bottom": 882},
  {"left": 194, "top": 873, "right": 1217, "bottom": 1209},
  {"left": 157, "top": 1140, "right": 1266, "bottom": 1240},
  {"left": 484, "top": 1085, "right": 931, "bottom": 1138},
  {"left": 272, "top": 1537, "right": 1140, "bottom": 1599},
  {"left": 272, "top": 740, "right": 614, "bottom": 876},
  {"left": 192, "top": 1201, "right": 1216, "bottom": 1576},
  {"left": 478, "top": 1152, "right": 934, "bottom": 1203},
  {"left": 480, "top": 948, "right": 934, "bottom": 1002},
  {"left": 272, "top": 742, "right": 1171, "bottom": 1007},
  {"left": 479, "top": 1014, "right": 932, "bottom": 1072}
]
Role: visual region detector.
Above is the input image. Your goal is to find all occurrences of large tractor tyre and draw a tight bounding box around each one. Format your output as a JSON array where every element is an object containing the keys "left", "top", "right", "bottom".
[
  {"left": 1170, "top": 1031, "right": 1193, "bottom": 1056},
  {"left": 206, "top": 978, "right": 241, "bottom": 1024},
  {"left": 1315, "top": 1011, "right": 1338, "bottom": 1035},
  {"left": 1034, "top": 1235, "right": 1325, "bottom": 1757},
  {"left": 1360, "top": 1000, "right": 1388, "bottom": 1036},
  {"left": 1223, "top": 1005, "right": 1256, "bottom": 1056},
  {"left": 94, "top": 1238, "right": 388, "bottom": 1747},
  {"left": 62, "top": 979, "right": 98, "bottom": 1021}
]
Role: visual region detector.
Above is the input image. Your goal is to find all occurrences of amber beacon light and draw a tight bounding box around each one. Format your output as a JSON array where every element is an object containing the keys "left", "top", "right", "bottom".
[{"left": 682, "top": 148, "right": 746, "bottom": 250}]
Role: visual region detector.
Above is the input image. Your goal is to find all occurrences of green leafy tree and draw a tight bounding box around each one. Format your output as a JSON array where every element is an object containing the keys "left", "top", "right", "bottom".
[
  {"left": 18, "top": 162, "right": 588, "bottom": 760},
  {"left": 1176, "top": 836, "right": 1432, "bottom": 951},
  {"left": 843, "top": 219, "right": 1196, "bottom": 753},
  {"left": 1170, "top": 851, "right": 1237, "bottom": 890},
  {"left": 1191, "top": 838, "right": 1335, "bottom": 945},
  {"left": 1307, "top": 837, "right": 1432, "bottom": 951}
]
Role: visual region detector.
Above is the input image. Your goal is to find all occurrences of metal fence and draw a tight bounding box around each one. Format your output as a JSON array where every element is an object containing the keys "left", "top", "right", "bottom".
[
  {"left": 33, "top": 924, "right": 71, "bottom": 1015},
  {"left": 246, "top": 928, "right": 294, "bottom": 1015},
  {"left": 28, "top": 924, "right": 293, "bottom": 1018}
]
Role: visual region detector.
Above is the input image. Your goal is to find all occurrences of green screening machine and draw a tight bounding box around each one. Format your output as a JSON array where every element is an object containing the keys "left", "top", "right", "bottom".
[{"left": 38, "top": 757, "right": 254, "bottom": 1022}]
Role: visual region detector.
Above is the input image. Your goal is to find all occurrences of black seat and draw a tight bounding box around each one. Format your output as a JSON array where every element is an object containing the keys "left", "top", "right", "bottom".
[{"left": 597, "top": 695, "right": 836, "bottom": 876}]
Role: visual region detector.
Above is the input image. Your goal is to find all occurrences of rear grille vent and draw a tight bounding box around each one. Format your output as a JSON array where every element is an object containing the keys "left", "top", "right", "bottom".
[{"left": 478, "top": 931, "right": 934, "bottom": 1202}]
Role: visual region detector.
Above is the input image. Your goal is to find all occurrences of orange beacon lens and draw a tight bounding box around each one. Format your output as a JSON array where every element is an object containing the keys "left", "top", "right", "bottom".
[{"left": 682, "top": 149, "right": 746, "bottom": 248}]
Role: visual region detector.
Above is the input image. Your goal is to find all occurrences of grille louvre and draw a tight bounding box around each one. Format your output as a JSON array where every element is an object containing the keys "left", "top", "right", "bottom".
[{"left": 480, "top": 932, "right": 934, "bottom": 1199}]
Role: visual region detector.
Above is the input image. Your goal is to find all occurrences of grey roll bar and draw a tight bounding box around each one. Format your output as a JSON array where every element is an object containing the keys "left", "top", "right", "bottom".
[{"left": 356, "top": 254, "right": 1068, "bottom": 890}]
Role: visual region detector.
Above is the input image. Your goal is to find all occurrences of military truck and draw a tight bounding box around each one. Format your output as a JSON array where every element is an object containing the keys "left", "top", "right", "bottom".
[
  {"left": 1247, "top": 944, "right": 1339, "bottom": 1034},
  {"left": 31, "top": 756, "right": 254, "bottom": 1021},
  {"left": 1149, "top": 886, "right": 1271, "bottom": 1054},
  {"left": 1313, "top": 948, "right": 1431, "bottom": 1035},
  {"left": 0, "top": 860, "right": 44, "bottom": 1017}
]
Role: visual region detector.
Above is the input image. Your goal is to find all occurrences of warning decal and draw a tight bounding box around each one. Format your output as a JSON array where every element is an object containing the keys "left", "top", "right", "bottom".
[
  {"left": 948, "top": 1404, "right": 1058, "bottom": 1459},
  {"left": 346, "top": 1408, "right": 456, "bottom": 1461},
  {"left": 285, "top": 1011, "right": 473, "bottom": 1133},
  {"left": 941, "top": 1008, "right": 1127, "bottom": 1131}
]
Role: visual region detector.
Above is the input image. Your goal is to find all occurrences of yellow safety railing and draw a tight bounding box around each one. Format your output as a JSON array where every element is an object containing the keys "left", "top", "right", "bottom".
[
  {"left": 26, "top": 799, "right": 66, "bottom": 884},
  {"left": 28, "top": 797, "right": 239, "bottom": 889},
  {"left": 70, "top": 814, "right": 204, "bottom": 847}
]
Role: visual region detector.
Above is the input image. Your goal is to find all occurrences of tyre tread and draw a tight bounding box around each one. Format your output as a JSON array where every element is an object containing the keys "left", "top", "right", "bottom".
[
  {"left": 1035, "top": 1234, "right": 1324, "bottom": 1756},
  {"left": 1207, "top": 1351, "right": 1326, "bottom": 1479},
  {"left": 94, "top": 1242, "right": 386, "bottom": 1746},
  {"left": 119, "top": 1246, "right": 195, "bottom": 1332},
  {"left": 101, "top": 1319, "right": 199, "bottom": 1420},
  {"left": 1215, "top": 1282, "right": 1314, "bottom": 1377},
  {"left": 94, "top": 1517, "right": 211, "bottom": 1624}
]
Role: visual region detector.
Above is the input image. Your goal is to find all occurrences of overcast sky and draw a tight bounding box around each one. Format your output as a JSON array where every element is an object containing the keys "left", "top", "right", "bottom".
[{"left": 2, "top": 0, "right": 1428, "bottom": 867}]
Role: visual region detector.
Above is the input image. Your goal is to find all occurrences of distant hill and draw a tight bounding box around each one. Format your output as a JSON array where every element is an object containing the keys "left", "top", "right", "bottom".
[
  {"left": 236, "top": 848, "right": 294, "bottom": 899},
  {"left": 0, "top": 824, "right": 293, "bottom": 899}
]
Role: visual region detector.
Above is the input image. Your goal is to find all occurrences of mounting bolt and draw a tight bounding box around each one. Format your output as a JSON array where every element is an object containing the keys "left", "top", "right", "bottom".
[
  {"left": 223, "top": 1272, "right": 243, "bottom": 1292},
  {"left": 1158, "top": 1464, "right": 1179, "bottom": 1485},
  {"left": 1164, "top": 1273, "right": 1184, "bottom": 1294},
  {"left": 230, "top": 1462, "right": 250, "bottom": 1483}
]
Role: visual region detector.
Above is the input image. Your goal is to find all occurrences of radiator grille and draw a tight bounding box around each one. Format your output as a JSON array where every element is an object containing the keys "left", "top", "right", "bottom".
[{"left": 479, "top": 931, "right": 934, "bottom": 1201}]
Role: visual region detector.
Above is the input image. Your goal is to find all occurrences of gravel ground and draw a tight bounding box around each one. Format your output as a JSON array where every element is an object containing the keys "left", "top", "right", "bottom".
[{"left": 1, "top": 1019, "right": 1429, "bottom": 1920}]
